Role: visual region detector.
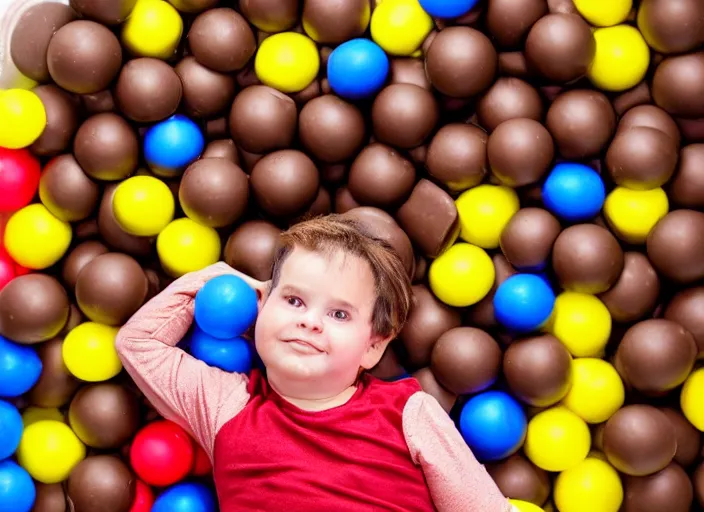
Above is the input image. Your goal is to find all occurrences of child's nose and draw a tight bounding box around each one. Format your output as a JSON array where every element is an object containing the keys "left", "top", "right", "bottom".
[{"left": 297, "top": 311, "right": 323, "bottom": 332}]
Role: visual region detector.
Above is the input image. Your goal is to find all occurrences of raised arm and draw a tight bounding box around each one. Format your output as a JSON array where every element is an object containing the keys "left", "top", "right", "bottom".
[{"left": 403, "top": 392, "right": 513, "bottom": 512}]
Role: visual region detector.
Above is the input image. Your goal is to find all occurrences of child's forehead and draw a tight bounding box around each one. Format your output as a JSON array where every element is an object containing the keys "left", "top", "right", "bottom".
[{"left": 283, "top": 246, "right": 370, "bottom": 276}]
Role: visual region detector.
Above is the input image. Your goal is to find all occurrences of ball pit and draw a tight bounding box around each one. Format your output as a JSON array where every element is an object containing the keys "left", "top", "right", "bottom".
[{"left": 0, "top": 0, "right": 703, "bottom": 510}]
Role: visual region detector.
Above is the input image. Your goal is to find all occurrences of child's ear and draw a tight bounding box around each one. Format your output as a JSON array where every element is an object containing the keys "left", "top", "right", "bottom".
[
  {"left": 255, "top": 279, "right": 271, "bottom": 313},
  {"left": 360, "top": 334, "right": 394, "bottom": 370}
]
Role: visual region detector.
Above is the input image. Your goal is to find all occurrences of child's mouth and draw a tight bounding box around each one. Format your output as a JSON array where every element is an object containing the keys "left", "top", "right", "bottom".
[{"left": 284, "top": 338, "right": 324, "bottom": 354}]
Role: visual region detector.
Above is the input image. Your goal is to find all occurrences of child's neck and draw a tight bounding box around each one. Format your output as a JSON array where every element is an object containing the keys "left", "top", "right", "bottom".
[{"left": 268, "top": 377, "right": 358, "bottom": 412}]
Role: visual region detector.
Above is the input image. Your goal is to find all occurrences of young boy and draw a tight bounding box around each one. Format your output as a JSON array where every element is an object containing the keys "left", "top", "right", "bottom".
[{"left": 116, "top": 214, "right": 514, "bottom": 511}]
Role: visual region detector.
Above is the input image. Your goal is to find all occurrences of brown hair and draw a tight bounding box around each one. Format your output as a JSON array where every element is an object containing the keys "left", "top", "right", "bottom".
[{"left": 269, "top": 214, "right": 412, "bottom": 340}]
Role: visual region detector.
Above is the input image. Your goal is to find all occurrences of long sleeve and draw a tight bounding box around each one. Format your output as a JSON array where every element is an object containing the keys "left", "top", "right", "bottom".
[
  {"left": 403, "top": 391, "right": 512, "bottom": 512},
  {"left": 115, "top": 262, "right": 261, "bottom": 459}
]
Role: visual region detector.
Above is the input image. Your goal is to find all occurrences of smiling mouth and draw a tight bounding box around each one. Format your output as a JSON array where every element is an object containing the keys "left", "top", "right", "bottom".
[{"left": 284, "top": 339, "right": 325, "bottom": 353}]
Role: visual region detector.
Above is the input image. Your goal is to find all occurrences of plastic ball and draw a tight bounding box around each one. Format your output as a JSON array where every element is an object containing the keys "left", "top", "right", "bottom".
[
  {"left": 130, "top": 420, "right": 195, "bottom": 487},
  {"left": 573, "top": 0, "right": 632, "bottom": 27},
  {"left": 458, "top": 390, "right": 527, "bottom": 462},
  {"left": 0, "top": 460, "right": 35, "bottom": 512},
  {"left": 603, "top": 186, "right": 669, "bottom": 244},
  {"left": 152, "top": 481, "right": 216, "bottom": 512},
  {"left": 681, "top": 367, "right": 704, "bottom": 431},
  {"left": 191, "top": 444, "right": 212, "bottom": 476},
  {"left": 21, "top": 406, "right": 64, "bottom": 427},
  {"left": 189, "top": 328, "right": 253, "bottom": 374},
  {"left": 370, "top": 0, "right": 434, "bottom": 56},
  {"left": 524, "top": 406, "right": 591, "bottom": 472},
  {"left": 144, "top": 115, "right": 205, "bottom": 177},
  {"left": 419, "top": 0, "right": 479, "bottom": 18},
  {"left": 509, "top": 500, "right": 545, "bottom": 512},
  {"left": 156, "top": 218, "right": 221, "bottom": 277},
  {"left": 3, "top": 204, "right": 72, "bottom": 270},
  {"left": 0, "top": 400, "right": 23, "bottom": 460},
  {"left": 121, "top": 0, "right": 184, "bottom": 59},
  {"left": 542, "top": 163, "right": 606, "bottom": 223},
  {"left": 130, "top": 480, "right": 156, "bottom": 512},
  {"left": 493, "top": 274, "right": 556, "bottom": 332},
  {"left": 428, "top": 243, "right": 495, "bottom": 307},
  {"left": 547, "top": 292, "right": 611, "bottom": 358},
  {"left": 194, "top": 274, "right": 258, "bottom": 339},
  {"left": 254, "top": 32, "right": 320, "bottom": 93},
  {"left": 0, "top": 148, "right": 41, "bottom": 213},
  {"left": 327, "top": 39, "right": 390, "bottom": 100},
  {"left": 587, "top": 25, "right": 650, "bottom": 92},
  {"left": 562, "top": 358, "right": 624, "bottom": 424},
  {"left": 112, "top": 175, "right": 175, "bottom": 237},
  {"left": 455, "top": 184, "right": 520, "bottom": 249},
  {"left": 16, "top": 420, "right": 86, "bottom": 484},
  {"left": 0, "top": 89, "right": 47, "bottom": 149},
  {"left": 0, "top": 335, "right": 42, "bottom": 397},
  {"left": 553, "top": 456, "right": 624, "bottom": 512},
  {"left": 0, "top": 254, "right": 15, "bottom": 291},
  {"left": 62, "top": 322, "right": 122, "bottom": 382}
]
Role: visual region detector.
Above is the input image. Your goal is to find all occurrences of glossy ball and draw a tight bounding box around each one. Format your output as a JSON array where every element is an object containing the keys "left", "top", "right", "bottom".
[
  {"left": 224, "top": 220, "right": 281, "bottom": 282},
  {"left": 299, "top": 95, "right": 366, "bottom": 163},
  {"left": 562, "top": 358, "right": 624, "bottom": 424},
  {"left": 327, "top": 38, "right": 389, "bottom": 100},
  {"left": 622, "top": 463, "right": 694, "bottom": 512},
  {"left": 0, "top": 336, "right": 42, "bottom": 397},
  {"left": 680, "top": 368, "right": 704, "bottom": 431},
  {"left": 255, "top": 32, "right": 320, "bottom": 93},
  {"left": 66, "top": 455, "right": 136, "bottom": 512},
  {"left": 0, "top": 148, "right": 40, "bottom": 213},
  {"left": 175, "top": 56, "right": 237, "bottom": 119},
  {"left": 144, "top": 115, "right": 205, "bottom": 177},
  {"left": 4, "top": 204, "right": 72, "bottom": 270},
  {"left": 115, "top": 58, "right": 183, "bottom": 123},
  {"left": 0, "top": 89, "right": 47, "bottom": 149},
  {"left": 73, "top": 113, "right": 139, "bottom": 182},
  {"left": 542, "top": 163, "right": 606, "bottom": 223},
  {"left": 428, "top": 243, "right": 495, "bottom": 307},
  {"left": 189, "top": 327, "right": 253, "bottom": 374},
  {"left": 606, "top": 127, "right": 678, "bottom": 190},
  {"left": 302, "top": 0, "right": 370, "bottom": 44},
  {"left": 419, "top": 0, "right": 479, "bottom": 18},
  {"left": 647, "top": 209, "right": 704, "bottom": 284},
  {"left": 524, "top": 406, "right": 591, "bottom": 472},
  {"left": 548, "top": 292, "right": 611, "bottom": 357},
  {"left": 669, "top": 143, "right": 704, "bottom": 209},
  {"left": 112, "top": 175, "right": 175, "bottom": 237},
  {"left": 494, "top": 274, "right": 555, "bottom": 332},
  {"left": 195, "top": 274, "right": 259, "bottom": 339},
  {"left": 0, "top": 400, "right": 23, "bottom": 460},
  {"left": 17, "top": 420, "right": 86, "bottom": 484},
  {"left": 652, "top": 53, "right": 704, "bottom": 119},
  {"left": 426, "top": 124, "right": 487, "bottom": 193},
  {"left": 188, "top": 8, "right": 256, "bottom": 73},
  {"left": 603, "top": 187, "right": 669, "bottom": 244},
  {"left": 62, "top": 322, "right": 122, "bottom": 382},
  {"left": 38, "top": 154, "right": 100, "bottom": 222},
  {"left": 637, "top": 0, "right": 704, "bottom": 54},
  {"left": 372, "top": 84, "right": 438, "bottom": 149},
  {"left": 370, "top": 0, "right": 434, "bottom": 56},
  {"left": 130, "top": 420, "right": 195, "bottom": 487},
  {"left": 500, "top": 208, "right": 561, "bottom": 272},
  {"left": 476, "top": 78, "right": 543, "bottom": 133},
  {"left": 664, "top": 286, "right": 704, "bottom": 358},
  {"left": 157, "top": 219, "right": 221, "bottom": 278},
  {"left": 456, "top": 184, "right": 520, "bottom": 249},
  {"left": 348, "top": 144, "right": 416, "bottom": 209},
  {"left": 0, "top": 461, "right": 35, "bottom": 512},
  {"left": 553, "top": 457, "right": 624, "bottom": 512},
  {"left": 588, "top": 25, "right": 650, "bottom": 92},
  {"left": 152, "top": 482, "right": 216, "bottom": 512},
  {"left": 573, "top": 0, "right": 631, "bottom": 26},
  {"left": 486, "top": 454, "right": 551, "bottom": 507},
  {"left": 121, "top": 0, "right": 183, "bottom": 59}
]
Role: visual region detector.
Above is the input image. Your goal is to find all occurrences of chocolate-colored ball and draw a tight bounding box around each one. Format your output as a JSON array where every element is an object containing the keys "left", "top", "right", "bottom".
[
  {"left": 546, "top": 89, "right": 616, "bottom": 159},
  {"left": 652, "top": 53, "right": 704, "bottom": 119},
  {"left": 203, "top": 139, "right": 239, "bottom": 163},
  {"left": 68, "top": 383, "right": 140, "bottom": 449},
  {"left": 98, "top": 185, "right": 153, "bottom": 257},
  {"left": 637, "top": 0, "right": 704, "bottom": 55},
  {"left": 503, "top": 334, "right": 572, "bottom": 407},
  {"left": 371, "top": 84, "right": 439, "bottom": 149},
  {"left": 0, "top": 275, "right": 69, "bottom": 344},
  {"left": 335, "top": 187, "right": 361, "bottom": 213},
  {"left": 660, "top": 408, "right": 702, "bottom": 467},
  {"left": 175, "top": 56, "right": 237, "bottom": 118},
  {"left": 224, "top": 220, "right": 281, "bottom": 281},
  {"left": 229, "top": 85, "right": 297, "bottom": 153},
  {"left": 485, "top": 0, "right": 548, "bottom": 49},
  {"left": 500, "top": 208, "right": 561, "bottom": 271},
  {"left": 46, "top": 20, "right": 122, "bottom": 94},
  {"left": 664, "top": 286, "right": 704, "bottom": 358},
  {"left": 486, "top": 454, "right": 551, "bottom": 506},
  {"left": 412, "top": 368, "right": 456, "bottom": 412},
  {"left": 425, "top": 27, "right": 497, "bottom": 98},
  {"left": 38, "top": 154, "right": 100, "bottom": 223},
  {"left": 616, "top": 319, "right": 697, "bottom": 395},
  {"left": 476, "top": 78, "right": 543, "bottom": 133},
  {"left": 348, "top": 143, "right": 416, "bottom": 208},
  {"left": 695, "top": 462, "right": 704, "bottom": 507},
  {"left": 488, "top": 118, "right": 554, "bottom": 187},
  {"left": 28, "top": 337, "right": 80, "bottom": 408},
  {"left": 179, "top": 158, "right": 249, "bottom": 227},
  {"left": 302, "top": 0, "right": 369, "bottom": 44},
  {"left": 189, "top": 8, "right": 256, "bottom": 72},
  {"left": 81, "top": 90, "right": 116, "bottom": 115},
  {"left": 75, "top": 253, "right": 149, "bottom": 326},
  {"left": 669, "top": 144, "right": 704, "bottom": 208},
  {"left": 239, "top": 0, "right": 299, "bottom": 32},
  {"left": 69, "top": 0, "right": 137, "bottom": 24},
  {"left": 31, "top": 85, "right": 80, "bottom": 157},
  {"left": 62, "top": 241, "right": 110, "bottom": 292},
  {"left": 622, "top": 463, "right": 693, "bottom": 512},
  {"left": 646, "top": 209, "right": 704, "bottom": 284},
  {"left": 299, "top": 95, "right": 366, "bottom": 163},
  {"left": 430, "top": 327, "right": 502, "bottom": 395},
  {"left": 619, "top": 105, "right": 681, "bottom": 146},
  {"left": 599, "top": 252, "right": 660, "bottom": 323},
  {"left": 33, "top": 483, "right": 67, "bottom": 512},
  {"left": 66, "top": 456, "right": 135, "bottom": 512},
  {"left": 390, "top": 58, "right": 431, "bottom": 90},
  {"left": 115, "top": 58, "right": 182, "bottom": 123},
  {"left": 426, "top": 124, "right": 487, "bottom": 192},
  {"left": 552, "top": 224, "right": 624, "bottom": 294},
  {"left": 74, "top": 113, "right": 139, "bottom": 181}
]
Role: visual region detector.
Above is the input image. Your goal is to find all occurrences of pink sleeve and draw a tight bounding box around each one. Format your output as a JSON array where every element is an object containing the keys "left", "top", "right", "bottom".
[
  {"left": 115, "top": 262, "right": 256, "bottom": 459},
  {"left": 403, "top": 391, "right": 512, "bottom": 512}
]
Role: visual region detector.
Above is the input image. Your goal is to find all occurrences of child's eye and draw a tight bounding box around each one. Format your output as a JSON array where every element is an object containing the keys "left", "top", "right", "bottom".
[
  {"left": 331, "top": 310, "right": 349, "bottom": 321},
  {"left": 287, "top": 296, "right": 303, "bottom": 307}
]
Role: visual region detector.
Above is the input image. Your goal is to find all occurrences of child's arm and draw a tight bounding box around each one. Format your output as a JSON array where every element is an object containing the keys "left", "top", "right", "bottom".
[
  {"left": 115, "top": 262, "right": 266, "bottom": 458},
  {"left": 403, "top": 391, "right": 514, "bottom": 512}
]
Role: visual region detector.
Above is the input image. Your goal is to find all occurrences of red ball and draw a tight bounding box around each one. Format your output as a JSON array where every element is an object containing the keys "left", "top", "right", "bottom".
[
  {"left": 128, "top": 480, "right": 155, "bottom": 512},
  {"left": 129, "top": 420, "right": 195, "bottom": 487},
  {"left": 191, "top": 442, "right": 212, "bottom": 476},
  {"left": 0, "top": 253, "right": 16, "bottom": 291},
  {"left": 14, "top": 263, "right": 30, "bottom": 276},
  {"left": 0, "top": 148, "right": 41, "bottom": 212}
]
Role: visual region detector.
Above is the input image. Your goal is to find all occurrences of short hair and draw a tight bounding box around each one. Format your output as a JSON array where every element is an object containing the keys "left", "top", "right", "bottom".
[{"left": 269, "top": 214, "right": 412, "bottom": 340}]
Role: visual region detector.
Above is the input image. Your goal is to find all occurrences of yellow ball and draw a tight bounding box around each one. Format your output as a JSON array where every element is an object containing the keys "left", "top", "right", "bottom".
[
  {"left": 62, "top": 322, "right": 122, "bottom": 382},
  {"left": 456, "top": 184, "right": 520, "bottom": 249},
  {"left": 4, "top": 203, "right": 72, "bottom": 269},
  {"left": 524, "top": 406, "right": 591, "bottom": 472},
  {"left": 428, "top": 243, "right": 495, "bottom": 307},
  {"left": 546, "top": 292, "right": 611, "bottom": 357},
  {"left": 509, "top": 499, "right": 545, "bottom": 512},
  {"left": 370, "top": 0, "right": 434, "bottom": 56},
  {"left": 157, "top": 217, "right": 221, "bottom": 277},
  {"left": 16, "top": 420, "right": 86, "bottom": 484},
  {"left": 112, "top": 175, "right": 175, "bottom": 236},
  {"left": 562, "top": 358, "right": 624, "bottom": 424},
  {"left": 681, "top": 367, "right": 704, "bottom": 431},
  {"left": 22, "top": 407, "right": 65, "bottom": 427},
  {"left": 255, "top": 32, "right": 320, "bottom": 93},
  {"left": 588, "top": 25, "right": 650, "bottom": 92},
  {"left": 603, "top": 186, "right": 669, "bottom": 244},
  {"left": 573, "top": 0, "right": 632, "bottom": 27},
  {"left": 0, "top": 89, "right": 47, "bottom": 149},
  {"left": 554, "top": 457, "right": 624, "bottom": 512},
  {"left": 122, "top": 0, "right": 184, "bottom": 59}
]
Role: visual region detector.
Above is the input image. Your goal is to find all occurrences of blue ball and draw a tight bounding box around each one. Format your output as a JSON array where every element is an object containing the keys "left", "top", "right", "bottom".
[
  {"left": 0, "top": 460, "right": 35, "bottom": 512},
  {"left": 493, "top": 274, "right": 555, "bottom": 332},
  {"left": 419, "top": 0, "right": 479, "bottom": 18},
  {"left": 0, "top": 400, "right": 22, "bottom": 460},
  {"left": 458, "top": 390, "right": 527, "bottom": 462},
  {"left": 194, "top": 274, "right": 258, "bottom": 339},
  {"left": 327, "top": 38, "right": 389, "bottom": 100},
  {"left": 0, "top": 336, "right": 42, "bottom": 398},
  {"left": 542, "top": 163, "right": 606, "bottom": 222},
  {"left": 152, "top": 482, "right": 216, "bottom": 512},
  {"left": 144, "top": 114, "right": 205, "bottom": 176},
  {"left": 190, "top": 326, "right": 253, "bottom": 374}
]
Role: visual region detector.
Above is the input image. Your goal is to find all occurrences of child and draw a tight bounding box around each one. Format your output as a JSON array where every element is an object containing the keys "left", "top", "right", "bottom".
[{"left": 116, "top": 214, "right": 514, "bottom": 511}]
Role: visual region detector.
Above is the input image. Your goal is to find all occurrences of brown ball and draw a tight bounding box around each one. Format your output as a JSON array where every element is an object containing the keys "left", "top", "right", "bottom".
[
  {"left": 229, "top": 85, "right": 298, "bottom": 154},
  {"left": 390, "top": 58, "right": 431, "bottom": 90},
  {"left": 500, "top": 208, "right": 561, "bottom": 271},
  {"left": 188, "top": 7, "right": 256, "bottom": 72},
  {"left": 476, "top": 78, "right": 543, "bottom": 133},
  {"left": 174, "top": 57, "right": 236, "bottom": 119},
  {"left": 334, "top": 187, "right": 361, "bottom": 214},
  {"left": 46, "top": 20, "right": 122, "bottom": 94},
  {"left": 664, "top": 286, "right": 704, "bottom": 358},
  {"left": 302, "top": 0, "right": 370, "bottom": 44},
  {"left": 224, "top": 220, "right": 281, "bottom": 281},
  {"left": 616, "top": 319, "right": 697, "bottom": 395},
  {"left": 69, "top": 0, "right": 137, "bottom": 24},
  {"left": 668, "top": 144, "right": 704, "bottom": 208},
  {"left": 646, "top": 209, "right": 704, "bottom": 283},
  {"left": 622, "top": 463, "right": 694, "bottom": 512},
  {"left": 38, "top": 154, "right": 100, "bottom": 223},
  {"left": 115, "top": 58, "right": 183, "bottom": 123},
  {"left": 28, "top": 337, "right": 80, "bottom": 408},
  {"left": 486, "top": 454, "right": 551, "bottom": 506},
  {"left": 637, "top": 0, "right": 704, "bottom": 55},
  {"left": 430, "top": 327, "right": 502, "bottom": 395},
  {"left": 348, "top": 143, "right": 416, "bottom": 208},
  {"left": 81, "top": 90, "right": 116, "bottom": 115},
  {"left": 30, "top": 85, "right": 80, "bottom": 157},
  {"left": 695, "top": 462, "right": 704, "bottom": 507},
  {"left": 62, "top": 241, "right": 110, "bottom": 292},
  {"left": 598, "top": 252, "right": 660, "bottom": 323},
  {"left": 660, "top": 408, "right": 702, "bottom": 467},
  {"left": 411, "top": 367, "right": 457, "bottom": 413},
  {"left": 66, "top": 456, "right": 135, "bottom": 512},
  {"left": 371, "top": 84, "right": 439, "bottom": 149},
  {"left": 618, "top": 105, "right": 681, "bottom": 146},
  {"left": 239, "top": 0, "right": 299, "bottom": 32},
  {"left": 97, "top": 185, "right": 153, "bottom": 257},
  {"left": 652, "top": 53, "right": 704, "bottom": 119},
  {"left": 203, "top": 139, "right": 240, "bottom": 163},
  {"left": 299, "top": 95, "right": 366, "bottom": 163},
  {"left": 503, "top": 334, "right": 572, "bottom": 407},
  {"left": 485, "top": 0, "right": 548, "bottom": 49},
  {"left": 425, "top": 26, "right": 497, "bottom": 98},
  {"left": 488, "top": 118, "right": 554, "bottom": 187},
  {"left": 74, "top": 113, "right": 139, "bottom": 181},
  {"left": 33, "top": 483, "right": 68, "bottom": 512},
  {"left": 426, "top": 124, "right": 488, "bottom": 192}
]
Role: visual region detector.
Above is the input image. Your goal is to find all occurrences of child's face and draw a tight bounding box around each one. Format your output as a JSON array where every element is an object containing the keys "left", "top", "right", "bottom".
[{"left": 254, "top": 246, "right": 387, "bottom": 398}]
